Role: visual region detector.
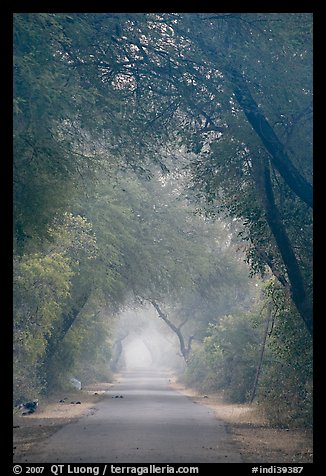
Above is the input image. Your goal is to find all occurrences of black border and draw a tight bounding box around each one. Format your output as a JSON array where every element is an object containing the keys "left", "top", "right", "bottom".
[{"left": 7, "top": 4, "right": 320, "bottom": 474}]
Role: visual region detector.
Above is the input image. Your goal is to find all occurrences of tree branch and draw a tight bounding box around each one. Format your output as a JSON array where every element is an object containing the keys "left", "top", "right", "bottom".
[{"left": 149, "top": 300, "right": 192, "bottom": 362}]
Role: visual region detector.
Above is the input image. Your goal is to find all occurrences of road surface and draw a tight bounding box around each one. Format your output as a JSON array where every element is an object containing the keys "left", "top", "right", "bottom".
[{"left": 24, "top": 369, "right": 242, "bottom": 463}]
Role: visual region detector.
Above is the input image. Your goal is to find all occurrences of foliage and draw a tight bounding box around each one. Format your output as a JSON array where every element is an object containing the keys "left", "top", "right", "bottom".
[
  {"left": 13, "top": 13, "right": 313, "bottom": 331},
  {"left": 204, "top": 311, "right": 263, "bottom": 402},
  {"left": 183, "top": 280, "right": 312, "bottom": 426},
  {"left": 183, "top": 343, "right": 220, "bottom": 392},
  {"left": 45, "top": 305, "right": 113, "bottom": 389},
  {"left": 13, "top": 251, "right": 73, "bottom": 403},
  {"left": 13, "top": 212, "right": 98, "bottom": 402},
  {"left": 257, "top": 282, "right": 313, "bottom": 427},
  {"left": 14, "top": 14, "right": 81, "bottom": 250}
]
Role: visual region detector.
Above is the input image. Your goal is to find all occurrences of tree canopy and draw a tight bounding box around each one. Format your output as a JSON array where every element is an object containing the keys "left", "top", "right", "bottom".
[{"left": 14, "top": 12, "right": 312, "bottom": 332}]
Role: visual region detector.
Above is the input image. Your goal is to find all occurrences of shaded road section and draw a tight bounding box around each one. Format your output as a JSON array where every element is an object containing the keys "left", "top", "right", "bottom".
[{"left": 25, "top": 369, "right": 242, "bottom": 463}]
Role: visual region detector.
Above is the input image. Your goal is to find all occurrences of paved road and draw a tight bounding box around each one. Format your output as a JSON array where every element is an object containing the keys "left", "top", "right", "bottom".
[{"left": 25, "top": 369, "right": 242, "bottom": 463}]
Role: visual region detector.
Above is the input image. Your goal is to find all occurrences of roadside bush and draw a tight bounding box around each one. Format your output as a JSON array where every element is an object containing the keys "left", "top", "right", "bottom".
[
  {"left": 257, "top": 286, "right": 313, "bottom": 428},
  {"left": 203, "top": 313, "right": 262, "bottom": 403},
  {"left": 13, "top": 358, "right": 45, "bottom": 406},
  {"left": 258, "top": 364, "right": 312, "bottom": 427},
  {"left": 74, "top": 360, "right": 113, "bottom": 385},
  {"left": 13, "top": 252, "right": 73, "bottom": 403},
  {"left": 182, "top": 281, "right": 313, "bottom": 428},
  {"left": 183, "top": 343, "right": 219, "bottom": 392}
]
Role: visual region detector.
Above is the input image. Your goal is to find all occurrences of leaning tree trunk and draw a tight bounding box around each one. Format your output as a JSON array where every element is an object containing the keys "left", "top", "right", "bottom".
[
  {"left": 225, "top": 66, "right": 313, "bottom": 209},
  {"left": 150, "top": 300, "right": 194, "bottom": 363},
  {"left": 252, "top": 157, "right": 313, "bottom": 335}
]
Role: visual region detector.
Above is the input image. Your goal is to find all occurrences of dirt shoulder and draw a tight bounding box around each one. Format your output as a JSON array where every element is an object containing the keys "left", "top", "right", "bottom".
[
  {"left": 13, "top": 382, "right": 113, "bottom": 463},
  {"left": 170, "top": 379, "right": 313, "bottom": 463}
]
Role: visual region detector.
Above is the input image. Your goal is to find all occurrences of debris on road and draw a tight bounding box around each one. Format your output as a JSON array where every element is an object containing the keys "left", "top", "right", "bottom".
[{"left": 18, "top": 400, "right": 39, "bottom": 415}]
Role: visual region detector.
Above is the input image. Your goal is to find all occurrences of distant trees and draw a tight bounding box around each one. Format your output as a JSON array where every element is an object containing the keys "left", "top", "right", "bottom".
[{"left": 85, "top": 171, "right": 255, "bottom": 366}]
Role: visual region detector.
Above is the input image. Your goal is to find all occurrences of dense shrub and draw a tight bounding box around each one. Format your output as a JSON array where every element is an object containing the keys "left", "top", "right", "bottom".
[{"left": 257, "top": 287, "right": 313, "bottom": 427}]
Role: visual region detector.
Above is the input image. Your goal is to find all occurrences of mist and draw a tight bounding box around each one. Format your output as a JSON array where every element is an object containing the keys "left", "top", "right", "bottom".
[
  {"left": 123, "top": 338, "right": 152, "bottom": 369},
  {"left": 111, "top": 306, "right": 185, "bottom": 373}
]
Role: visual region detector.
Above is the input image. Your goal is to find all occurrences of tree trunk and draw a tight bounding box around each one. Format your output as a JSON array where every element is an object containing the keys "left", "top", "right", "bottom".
[
  {"left": 225, "top": 67, "right": 313, "bottom": 209},
  {"left": 150, "top": 300, "right": 193, "bottom": 363},
  {"left": 250, "top": 301, "right": 272, "bottom": 403},
  {"left": 253, "top": 158, "right": 313, "bottom": 335},
  {"left": 43, "top": 293, "right": 90, "bottom": 374},
  {"left": 111, "top": 333, "right": 128, "bottom": 371}
]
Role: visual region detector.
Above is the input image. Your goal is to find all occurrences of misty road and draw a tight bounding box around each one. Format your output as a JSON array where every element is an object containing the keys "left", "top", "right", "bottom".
[{"left": 25, "top": 369, "right": 242, "bottom": 463}]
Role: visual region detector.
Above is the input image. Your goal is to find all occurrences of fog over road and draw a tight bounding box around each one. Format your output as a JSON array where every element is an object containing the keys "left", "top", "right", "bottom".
[{"left": 26, "top": 369, "right": 242, "bottom": 463}]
